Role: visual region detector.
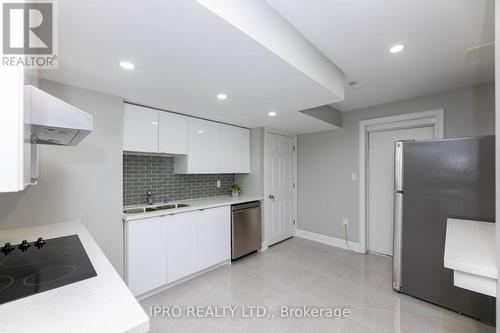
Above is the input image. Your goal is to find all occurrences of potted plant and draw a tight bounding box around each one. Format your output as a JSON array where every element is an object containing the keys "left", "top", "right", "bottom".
[{"left": 230, "top": 183, "right": 242, "bottom": 197}]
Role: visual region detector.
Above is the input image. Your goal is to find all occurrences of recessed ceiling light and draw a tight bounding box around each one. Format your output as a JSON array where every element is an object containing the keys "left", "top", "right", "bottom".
[
  {"left": 152, "top": 122, "right": 158, "bottom": 125},
  {"left": 389, "top": 44, "right": 404, "bottom": 53},
  {"left": 268, "top": 111, "right": 277, "bottom": 117},
  {"left": 119, "top": 61, "right": 135, "bottom": 70},
  {"left": 197, "top": 129, "right": 204, "bottom": 134},
  {"left": 217, "top": 93, "right": 227, "bottom": 100}
]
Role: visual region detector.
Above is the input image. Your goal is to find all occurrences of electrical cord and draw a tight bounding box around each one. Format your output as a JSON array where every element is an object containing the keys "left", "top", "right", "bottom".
[{"left": 344, "top": 224, "right": 365, "bottom": 255}]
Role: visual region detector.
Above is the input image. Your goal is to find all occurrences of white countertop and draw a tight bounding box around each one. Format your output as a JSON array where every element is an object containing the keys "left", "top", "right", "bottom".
[
  {"left": 123, "top": 195, "right": 263, "bottom": 222},
  {"left": 444, "top": 218, "right": 497, "bottom": 279},
  {"left": 0, "top": 221, "right": 149, "bottom": 333}
]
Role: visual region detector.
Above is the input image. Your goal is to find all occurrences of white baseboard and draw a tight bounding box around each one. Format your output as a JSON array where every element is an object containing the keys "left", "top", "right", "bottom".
[{"left": 295, "top": 229, "right": 361, "bottom": 252}]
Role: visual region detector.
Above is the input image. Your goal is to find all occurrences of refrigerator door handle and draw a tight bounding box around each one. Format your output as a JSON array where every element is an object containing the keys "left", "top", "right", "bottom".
[
  {"left": 393, "top": 192, "right": 403, "bottom": 292},
  {"left": 394, "top": 141, "right": 404, "bottom": 192}
]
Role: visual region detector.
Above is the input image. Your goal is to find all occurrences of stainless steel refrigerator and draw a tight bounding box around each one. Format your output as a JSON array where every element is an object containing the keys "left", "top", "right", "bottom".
[{"left": 392, "top": 136, "right": 495, "bottom": 325}]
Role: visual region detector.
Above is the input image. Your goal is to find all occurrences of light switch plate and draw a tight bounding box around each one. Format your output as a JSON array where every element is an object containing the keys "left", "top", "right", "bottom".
[
  {"left": 351, "top": 173, "right": 357, "bottom": 181},
  {"left": 216, "top": 180, "right": 221, "bottom": 188}
]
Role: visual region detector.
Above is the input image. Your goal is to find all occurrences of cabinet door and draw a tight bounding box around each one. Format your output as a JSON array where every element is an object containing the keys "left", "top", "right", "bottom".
[
  {"left": 159, "top": 112, "right": 188, "bottom": 155},
  {"left": 167, "top": 212, "right": 198, "bottom": 283},
  {"left": 123, "top": 104, "right": 159, "bottom": 153},
  {"left": 0, "top": 66, "right": 25, "bottom": 192},
  {"left": 187, "top": 118, "right": 220, "bottom": 173},
  {"left": 220, "top": 125, "right": 250, "bottom": 173},
  {"left": 126, "top": 217, "right": 167, "bottom": 296},
  {"left": 197, "top": 207, "right": 231, "bottom": 271}
]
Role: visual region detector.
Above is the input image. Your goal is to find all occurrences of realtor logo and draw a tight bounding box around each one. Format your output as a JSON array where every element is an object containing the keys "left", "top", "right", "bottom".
[{"left": 2, "top": 0, "right": 57, "bottom": 68}]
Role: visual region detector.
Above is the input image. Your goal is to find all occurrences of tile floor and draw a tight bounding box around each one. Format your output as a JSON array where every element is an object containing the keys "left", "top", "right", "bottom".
[{"left": 140, "top": 237, "right": 494, "bottom": 332}]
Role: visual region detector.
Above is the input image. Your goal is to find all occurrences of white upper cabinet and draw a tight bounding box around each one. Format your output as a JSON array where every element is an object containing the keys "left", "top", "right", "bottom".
[
  {"left": 124, "top": 103, "right": 250, "bottom": 173},
  {"left": 220, "top": 124, "right": 250, "bottom": 173},
  {"left": 159, "top": 112, "right": 188, "bottom": 155},
  {"left": 0, "top": 66, "right": 39, "bottom": 193},
  {"left": 123, "top": 104, "right": 159, "bottom": 153},
  {"left": 123, "top": 104, "right": 188, "bottom": 155},
  {"left": 175, "top": 118, "right": 221, "bottom": 173}
]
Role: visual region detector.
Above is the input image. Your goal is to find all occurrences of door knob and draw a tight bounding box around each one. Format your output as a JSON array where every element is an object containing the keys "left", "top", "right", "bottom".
[{"left": 268, "top": 194, "right": 275, "bottom": 201}]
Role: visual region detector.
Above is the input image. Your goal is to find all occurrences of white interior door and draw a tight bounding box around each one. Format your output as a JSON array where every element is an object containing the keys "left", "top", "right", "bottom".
[
  {"left": 367, "top": 126, "right": 434, "bottom": 255},
  {"left": 267, "top": 133, "right": 294, "bottom": 246}
]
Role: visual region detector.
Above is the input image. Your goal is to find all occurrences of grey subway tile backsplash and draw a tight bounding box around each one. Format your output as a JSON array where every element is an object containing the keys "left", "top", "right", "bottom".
[{"left": 123, "top": 154, "right": 235, "bottom": 206}]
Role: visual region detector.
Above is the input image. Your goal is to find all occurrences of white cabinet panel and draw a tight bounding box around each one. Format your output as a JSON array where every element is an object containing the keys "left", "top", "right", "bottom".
[
  {"left": 197, "top": 207, "right": 231, "bottom": 271},
  {"left": 159, "top": 112, "right": 188, "bottom": 155},
  {"left": 0, "top": 66, "right": 25, "bottom": 192},
  {"left": 220, "top": 124, "right": 250, "bottom": 173},
  {"left": 126, "top": 216, "right": 167, "bottom": 296},
  {"left": 176, "top": 118, "right": 220, "bottom": 173},
  {"left": 125, "top": 206, "right": 232, "bottom": 296},
  {"left": 123, "top": 104, "right": 159, "bottom": 153},
  {"left": 123, "top": 103, "right": 251, "bottom": 174},
  {"left": 167, "top": 212, "right": 198, "bottom": 282}
]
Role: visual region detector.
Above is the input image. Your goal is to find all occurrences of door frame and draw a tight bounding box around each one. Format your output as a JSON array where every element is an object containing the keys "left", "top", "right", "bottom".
[
  {"left": 358, "top": 109, "right": 444, "bottom": 253},
  {"left": 263, "top": 129, "right": 297, "bottom": 249}
]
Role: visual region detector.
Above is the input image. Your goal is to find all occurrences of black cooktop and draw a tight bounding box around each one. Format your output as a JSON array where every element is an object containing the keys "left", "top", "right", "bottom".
[{"left": 0, "top": 234, "right": 97, "bottom": 305}]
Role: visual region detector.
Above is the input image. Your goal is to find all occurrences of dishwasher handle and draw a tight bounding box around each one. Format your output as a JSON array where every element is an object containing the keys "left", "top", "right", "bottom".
[{"left": 231, "top": 201, "right": 261, "bottom": 211}]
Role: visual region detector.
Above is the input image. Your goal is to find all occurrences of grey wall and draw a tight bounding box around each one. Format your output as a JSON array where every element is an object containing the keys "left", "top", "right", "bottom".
[
  {"left": 123, "top": 154, "right": 235, "bottom": 206},
  {"left": 298, "top": 83, "right": 495, "bottom": 243},
  {"left": 300, "top": 105, "right": 342, "bottom": 128},
  {"left": 0, "top": 80, "right": 125, "bottom": 276}
]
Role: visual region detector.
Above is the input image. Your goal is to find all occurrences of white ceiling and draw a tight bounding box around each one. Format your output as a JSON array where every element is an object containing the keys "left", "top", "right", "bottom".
[
  {"left": 267, "top": 0, "right": 495, "bottom": 112},
  {"left": 41, "top": 0, "right": 494, "bottom": 134},
  {"left": 40, "top": 0, "right": 340, "bottom": 134},
  {"left": 197, "top": 0, "right": 345, "bottom": 100}
]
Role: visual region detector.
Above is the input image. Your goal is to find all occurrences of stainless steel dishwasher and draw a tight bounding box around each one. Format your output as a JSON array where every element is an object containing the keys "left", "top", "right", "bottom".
[{"left": 231, "top": 201, "right": 261, "bottom": 260}]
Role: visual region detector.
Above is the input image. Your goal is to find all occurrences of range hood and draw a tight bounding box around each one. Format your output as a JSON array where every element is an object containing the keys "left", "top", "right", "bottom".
[{"left": 24, "top": 85, "right": 93, "bottom": 146}]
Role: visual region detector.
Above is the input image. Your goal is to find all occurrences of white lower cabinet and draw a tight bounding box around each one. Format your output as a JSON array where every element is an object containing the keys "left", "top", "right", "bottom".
[
  {"left": 197, "top": 207, "right": 231, "bottom": 271},
  {"left": 126, "top": 206, "right": 231, "bottom": 297},
  {"left": 126, "top": 216, "right": 168, "bottom": 296},
  {"left": 167, "top": 211, "right": 198, "bottom": 283}
]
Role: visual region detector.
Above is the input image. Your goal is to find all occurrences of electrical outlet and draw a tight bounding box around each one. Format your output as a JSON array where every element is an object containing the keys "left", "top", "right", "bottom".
[
  {"left": 351, "top": 173, "right": 357, "bottom": 181},
  {"left": 216, "top": 180, "right": 221, "bottom": 188},
  {"left": 342, "top": 219, "right": 349, "bottom": 227}
]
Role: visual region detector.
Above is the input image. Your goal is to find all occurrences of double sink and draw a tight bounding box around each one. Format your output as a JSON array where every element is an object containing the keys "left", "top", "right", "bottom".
[{"left": 123, "top": 203, "right": 190, "bottom": 215}]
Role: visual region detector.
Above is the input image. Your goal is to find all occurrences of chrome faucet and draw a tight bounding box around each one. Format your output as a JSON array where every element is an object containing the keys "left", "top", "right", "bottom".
[{"left": 146, "top": 190, "right": 154, "bottom": 205}]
